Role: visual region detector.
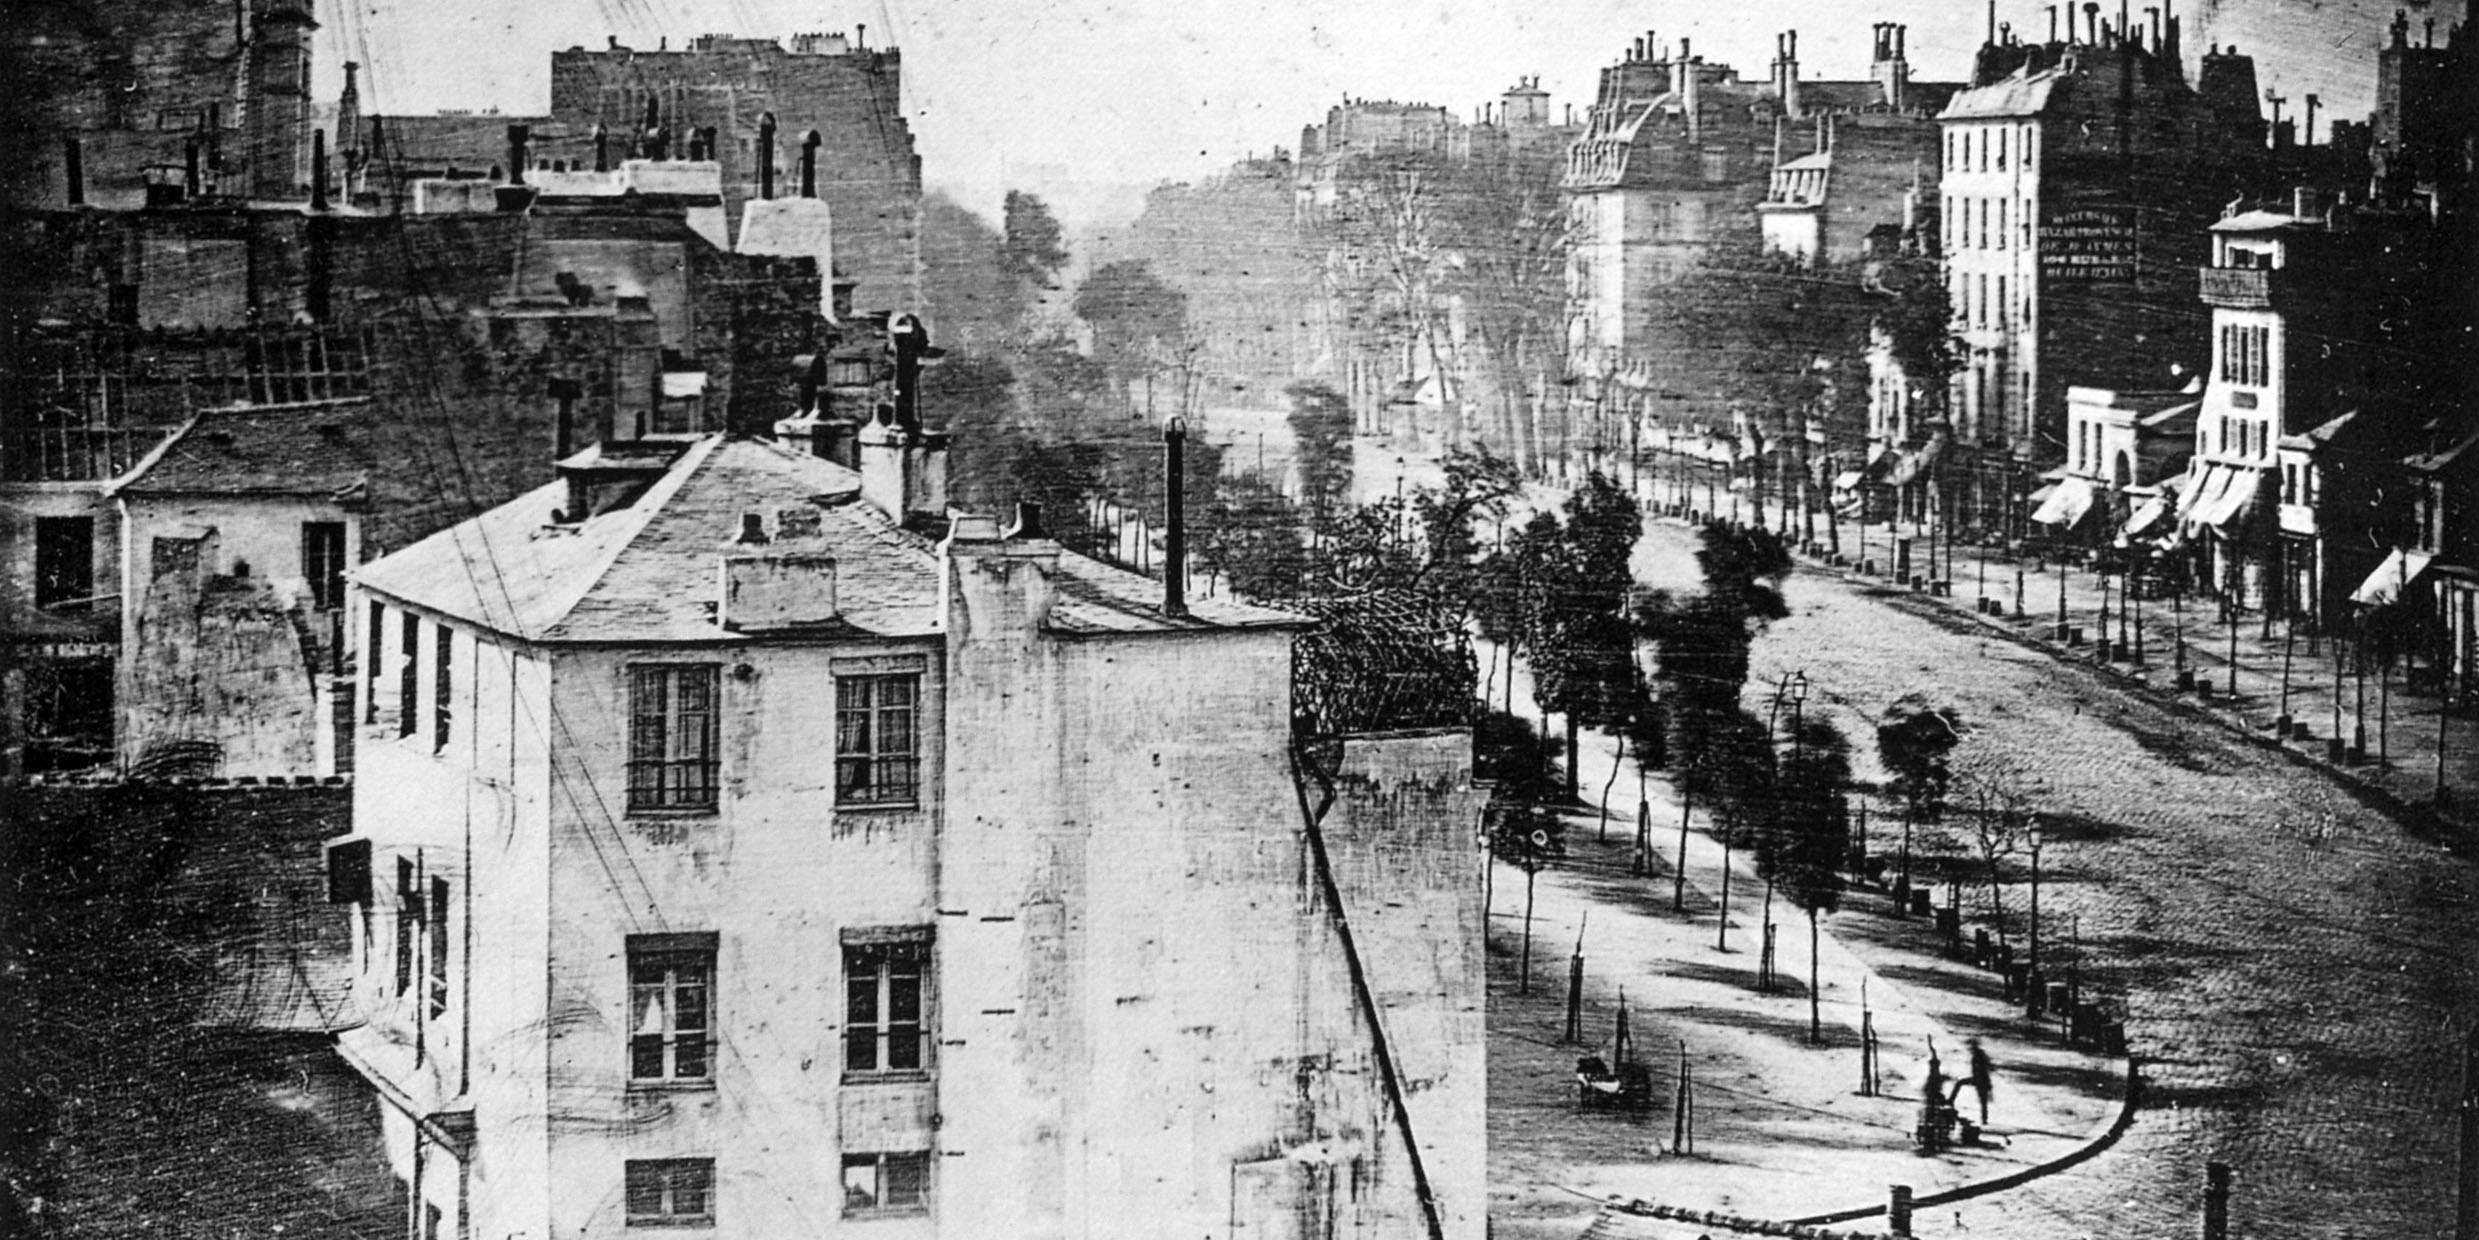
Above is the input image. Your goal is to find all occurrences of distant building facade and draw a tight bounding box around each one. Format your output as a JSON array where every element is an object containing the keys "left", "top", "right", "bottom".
[{"left": 1938, "top": 12, "right": 2267, "bottom": 534}]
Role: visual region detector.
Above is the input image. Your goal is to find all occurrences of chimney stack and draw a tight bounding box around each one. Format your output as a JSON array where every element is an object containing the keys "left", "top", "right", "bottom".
[
  {"left": 1163, "top": 417, "right": 1188, "bottom": 616},
  {"left": 548, "top": 377, "right": 583, "bottom": 459},
  {"left": 506, "top": 124, "right": 530, "bottom": 186},
  {"left": 757, "top": 112, "right": 777, "bottom": 199},
  {"left": 311, "top": 128, "right": 329, "bottom": 210}
]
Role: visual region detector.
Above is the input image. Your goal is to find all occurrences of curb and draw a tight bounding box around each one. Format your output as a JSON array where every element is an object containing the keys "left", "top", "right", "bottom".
[{"left": 1597, "top": 1056, "right": 2141, "bottom": 1237}]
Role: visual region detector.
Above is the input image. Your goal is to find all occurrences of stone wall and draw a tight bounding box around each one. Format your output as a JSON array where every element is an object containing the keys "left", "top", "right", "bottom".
[
  {"left": 549, "top": 41, "right": 922, "bottom": 314},
  {"left": 1313, "top": 729, "right": 1489, "bottom": 1240}
]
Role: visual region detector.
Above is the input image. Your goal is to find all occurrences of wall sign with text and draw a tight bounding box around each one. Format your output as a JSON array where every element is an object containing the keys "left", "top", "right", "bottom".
[{"left": 2040, "top": 206, "right": 2139, "bottom": 282}]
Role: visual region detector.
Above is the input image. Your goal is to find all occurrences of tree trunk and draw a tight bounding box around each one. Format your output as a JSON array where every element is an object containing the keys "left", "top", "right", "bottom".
[
  {"left": 1521, "top": 866, "right": 1538, "bottom": 993},
  {"left": 1565, "top": 713, "right": 1580, "bottom": 802},
  {"left": 1599, "top": 732, "right": 1625, "bottom": 841}
]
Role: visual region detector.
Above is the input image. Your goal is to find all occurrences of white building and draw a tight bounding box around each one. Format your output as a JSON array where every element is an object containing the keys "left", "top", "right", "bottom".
[{"left": 328, "top": 426, "right": 1484, "bottom": 1240}]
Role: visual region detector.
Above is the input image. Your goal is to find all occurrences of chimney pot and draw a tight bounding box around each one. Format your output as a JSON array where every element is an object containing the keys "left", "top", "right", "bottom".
[{"left": 1010, "top": 502, "right": 1046, "bottom": 539}]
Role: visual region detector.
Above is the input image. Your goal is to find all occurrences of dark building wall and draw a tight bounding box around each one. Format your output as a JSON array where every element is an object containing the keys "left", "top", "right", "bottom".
[
  {"left": 547, "top": 38, "right": 922, "bottom": 314},
  {"left": 10, "top": 0, "right": 318, "bottom": 210}
]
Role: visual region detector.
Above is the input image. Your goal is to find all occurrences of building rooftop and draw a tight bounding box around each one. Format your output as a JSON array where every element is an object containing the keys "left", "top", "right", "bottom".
[
  {"left": 111, "top": 400, "right": 377, "bottom": 501},
  {"left": 353, "top": 435, "right": 1306, "bottom": 644},
  {"left": 1939, "top": 67, "right": 2066, "bottom": 119}
]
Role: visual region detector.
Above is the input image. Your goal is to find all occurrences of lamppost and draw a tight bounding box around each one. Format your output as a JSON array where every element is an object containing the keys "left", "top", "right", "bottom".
[
  {"left": 2027, "top": 817, "right": 2044, "bottom": 972},
  {"left": 1790, "top": 671, "right": 1810, "bottom": 762}
]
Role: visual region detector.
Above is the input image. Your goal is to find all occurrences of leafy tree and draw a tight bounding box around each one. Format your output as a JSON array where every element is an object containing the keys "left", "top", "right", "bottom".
[
  {"left": 1875, "top": 695, "right": 1964, "bottom": 898},
  {"left": 1195, "top": 474, "right": 1308, "bottom": 601},
  {"left": 1770, "top": 718, "right": 1852, "bottom": 1041},
  {"left": 1413, "top": 445, "right": 1523, "bottom": 606},
  {"left": 920, "top": 190, "right": 1033, "bottom": 349},
  {"left": 1073, "top": 260, "right": 1189, "bottom": 401},
  {"left": 1640, "top": 241, "right": 1876, "bottom": 521},
  {"left": 1478, "top": 708, "right": 1567, "bottom": 993},
  {"left": 1286, "top": 380, "right": 1355, "bottom": 525},
  {"left": 999, "top": 190, "right": 1069, "bottom": 291}
]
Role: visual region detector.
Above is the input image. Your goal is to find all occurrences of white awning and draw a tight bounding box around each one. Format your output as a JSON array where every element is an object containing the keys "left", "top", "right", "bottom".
[
  {"left": 2351, "top": 548, "right": 2436, "bottom": 607},
  {"left": 2031, "top": 475, "right": 2096, "bottom": 526},
  {"left": 2189, "top": 466, "right": 2262, "bottom": 531},
  {"left": 2121, "top": 493, "right": 2170, "bottom": 539},
  {"left": 2178, "top": 465, "right": 2233, "bottom": 534}
]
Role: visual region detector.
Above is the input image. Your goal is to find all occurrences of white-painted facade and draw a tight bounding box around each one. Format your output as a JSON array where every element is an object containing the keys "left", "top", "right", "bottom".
[{"left": 331, "top": 436, "right": 1482, "bottom": 1240}]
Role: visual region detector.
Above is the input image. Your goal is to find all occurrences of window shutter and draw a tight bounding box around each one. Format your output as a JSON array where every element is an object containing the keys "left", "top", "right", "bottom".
[{"left": 326, "top": 838, "right": 372, "bottom": 904}]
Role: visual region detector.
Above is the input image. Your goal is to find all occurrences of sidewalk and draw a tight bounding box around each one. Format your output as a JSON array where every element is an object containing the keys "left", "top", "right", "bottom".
[
  {"left": 1487, "top": 650, "right": 2127, "bottom": 1240},
  {"left": 1766, "top": 506, "right": 2477, "bottom": 841}
]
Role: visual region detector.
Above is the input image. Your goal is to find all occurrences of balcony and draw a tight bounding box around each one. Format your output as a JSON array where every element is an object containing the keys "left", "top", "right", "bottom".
[{"left": 2197, "top": 266, "right": 2293, "bottom": 310}]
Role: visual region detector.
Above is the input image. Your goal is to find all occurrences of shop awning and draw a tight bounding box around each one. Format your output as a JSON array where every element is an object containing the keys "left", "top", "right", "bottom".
[
  {"left": 2351, "top": 548, "right": 2436, "bottom": 607},
  {"left": 2187, "top": 466, "right": 2263, "bottom": 531},
  {"left": 2120, "top": 493, "right": 2170, "bottom": 539},
  {"left": 2178, "top": 465, "right": 2232, "bottom": 534},
  {"left": 2031, "top": 475, "right": 2097, "bottom": 526},
  {"left": 1882, "top": 433, "right": 1948, "bottom": 489}
]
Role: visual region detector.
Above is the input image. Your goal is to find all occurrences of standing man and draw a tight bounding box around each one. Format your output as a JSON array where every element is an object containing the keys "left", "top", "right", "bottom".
[{"left": 1960, "top": 1037, "right": 1996, "bottom": 1124}]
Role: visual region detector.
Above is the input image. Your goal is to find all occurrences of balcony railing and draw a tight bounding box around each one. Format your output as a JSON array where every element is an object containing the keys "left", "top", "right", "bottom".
[{"left": 2199, "top": 266, "right": 2279, "bottom": 309}]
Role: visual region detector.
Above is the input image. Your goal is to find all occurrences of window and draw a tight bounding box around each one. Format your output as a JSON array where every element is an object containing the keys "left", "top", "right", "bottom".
[
  {"left": 398, "top": 614, "right": 420, "bottom": 738},
  {"left": 841, "top": 1151, "right": 930, "bottom": 1216},
  {"left": 395, "top": 858, "right": 418, "bottom": 996},
  {"left": 835, "top": 674, "right": 920, "bottom": 806},
  {"left": 629, "top": 935, "right": 716, "bottom": 1082},
  {"left": 433, "top": 629, "right": 454, "bottom": 751},
  {"left": 303, "top": 521, "right": 347, "bottom": 610},
  {"left": 844, "top": 937, "right": 929, "bottom": 1074},
  {"left": 34, "top": 516, "right": 94, "bottom": 611},
  {"left": 624, "top": 1159, "right": 715, "bottom": 1227},
  {"left": 427, "top": 877, "right": 451, "bottom": 1020},
  {"left": 628, "top": 665, "right": 720, "bottom": 812},
  {"left": 365, "top": 602, "right": 384, "bottom": 724}
]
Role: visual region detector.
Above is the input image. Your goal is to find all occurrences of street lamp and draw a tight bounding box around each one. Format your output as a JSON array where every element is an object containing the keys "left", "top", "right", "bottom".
[
  {"left": 1790, "top": 671, "right": 1810, "bottom": 762},
  {"left": 2027, "top": 817, "right": 2044, "bottom": 973}
]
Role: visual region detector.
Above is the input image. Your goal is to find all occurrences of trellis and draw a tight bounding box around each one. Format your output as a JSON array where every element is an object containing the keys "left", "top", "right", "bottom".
[{"left": 1285, "top": 588, "right": 1477, "bottom": 737}]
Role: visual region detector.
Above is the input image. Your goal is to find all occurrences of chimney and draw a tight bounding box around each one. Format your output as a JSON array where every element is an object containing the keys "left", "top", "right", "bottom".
[
  {"left": 548, "top": 376, "right": 583, "bottom": 459},
  {"left": 506, "top": 124, "right": 529, "bottom": 186},
  {"left": 311, "top": 128, "right": 329, "bottom": 210},
  {"left": 2303, "top": 93, "right": 2318, "bottom": 146},
  {"left": 800, "top": 130, "right": 822, "bottom": 198},
  {"left": 63, "top": 136, "right": 84, "bottom": 207},
  {"left": 1682, "top": 49, "right": 1702, "bottom": 145},
  {"left": 1783, "top": 30, "right": 1802, "bottom": 117},
  {"left": 757, "top": 112, "right": 777, "bottom": 199},
  {"left": 1163, "top": 417, "right": 1188, "bottom": 616}
]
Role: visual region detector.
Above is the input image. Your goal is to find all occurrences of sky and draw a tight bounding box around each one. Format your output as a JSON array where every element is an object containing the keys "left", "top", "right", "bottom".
[{"left": 319, "top": 0, "right": 2467, "bottom": 227}]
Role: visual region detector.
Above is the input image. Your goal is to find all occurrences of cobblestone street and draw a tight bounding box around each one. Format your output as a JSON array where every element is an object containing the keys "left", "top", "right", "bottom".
[{"left": 1645, "top": 513, "right": 2479, "bottom": 1237}]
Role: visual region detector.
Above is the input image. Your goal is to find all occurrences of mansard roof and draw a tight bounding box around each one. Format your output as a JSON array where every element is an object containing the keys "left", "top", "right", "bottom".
[{"left": 353, "top": 435, "right": 1304, "bottom": 644}]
